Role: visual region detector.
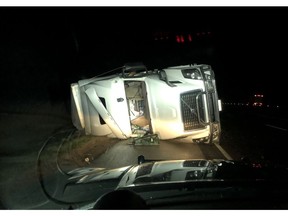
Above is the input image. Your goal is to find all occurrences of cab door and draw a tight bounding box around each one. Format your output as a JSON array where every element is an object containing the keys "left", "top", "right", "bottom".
[{"left": 84, "top": 77, "right": 132, "bottom": 139}]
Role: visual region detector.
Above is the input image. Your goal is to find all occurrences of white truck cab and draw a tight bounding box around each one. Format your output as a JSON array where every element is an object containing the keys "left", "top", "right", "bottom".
[{"left": 71, "top": 63, "right": 221, "bottom": 144}]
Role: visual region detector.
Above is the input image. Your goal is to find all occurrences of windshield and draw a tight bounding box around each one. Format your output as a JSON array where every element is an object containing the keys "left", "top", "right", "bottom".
[{"left": 1, "top": 6, "right": 288, "bottom": 211}]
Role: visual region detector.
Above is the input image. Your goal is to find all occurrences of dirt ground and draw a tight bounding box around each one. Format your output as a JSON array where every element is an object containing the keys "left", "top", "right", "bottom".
[{"left": 58, "top": 132, "right": 121, "bottom": 168}]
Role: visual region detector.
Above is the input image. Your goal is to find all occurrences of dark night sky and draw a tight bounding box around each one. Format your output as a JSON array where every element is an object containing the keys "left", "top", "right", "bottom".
[{"left": 1, "top": 7, "right": 288, "bottom": 108}]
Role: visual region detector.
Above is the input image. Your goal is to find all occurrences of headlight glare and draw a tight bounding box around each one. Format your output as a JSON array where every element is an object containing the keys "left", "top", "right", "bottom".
[
  {"left": 182, "top": 69, "right": 202, "bottom": 80},
  {"left": 191, "top": 71, "right": 201, "bottom": 79}
]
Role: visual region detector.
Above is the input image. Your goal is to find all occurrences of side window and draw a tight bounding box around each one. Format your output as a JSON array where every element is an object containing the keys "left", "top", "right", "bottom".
[{"left": 99, "top": 97, "right": 107, "bottom": 125}]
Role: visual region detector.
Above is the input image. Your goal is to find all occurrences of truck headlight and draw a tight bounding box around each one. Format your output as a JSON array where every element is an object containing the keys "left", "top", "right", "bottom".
[{"left": 182, "top": 69, "right": 202, "bottom": 80}]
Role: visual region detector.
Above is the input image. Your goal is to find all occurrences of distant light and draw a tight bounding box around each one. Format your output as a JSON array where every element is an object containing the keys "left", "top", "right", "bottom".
[
  {"left": 253, "top": 102, "right": 263, "bottom": 107},
  {"left": 181, "top": 35, "right": 185, "bottom": 43},
  {"left": 254, "top": 94, "right": 264, "bottom": 98},
  {"left": 176, "top": 35, "right": 181, "bottom": 43},
  {"left": 188, "top": 34, "right": 192, "bottom": 42},
  {"left": 253, "top": 163, "right": 262, "bottom": 168}
]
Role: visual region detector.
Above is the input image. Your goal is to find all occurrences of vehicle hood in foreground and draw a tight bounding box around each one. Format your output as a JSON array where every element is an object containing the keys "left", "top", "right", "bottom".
[{"left": 68, "top": 158, "right": 288, "bottom": 187}]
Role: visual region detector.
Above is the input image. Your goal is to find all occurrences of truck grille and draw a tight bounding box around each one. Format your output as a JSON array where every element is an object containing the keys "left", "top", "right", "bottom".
[{"left": 180, "top": 90, "right": 206, "bottom": 131}]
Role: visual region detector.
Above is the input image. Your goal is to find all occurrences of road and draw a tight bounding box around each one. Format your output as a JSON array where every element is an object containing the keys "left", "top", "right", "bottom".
[
  {"left": 92, "top": 138, "right": 228, "bottom": 170},
  {"left": 220, "top": 105, "right": 288, "bottom": 163},
  {"left": 1, "top": 103, "right": 287, "bottom": 209}
]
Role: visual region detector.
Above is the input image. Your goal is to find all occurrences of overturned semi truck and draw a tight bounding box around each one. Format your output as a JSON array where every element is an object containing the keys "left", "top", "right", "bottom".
[{"left": 71, "top": 63, "right": 222, "bottom": 144}]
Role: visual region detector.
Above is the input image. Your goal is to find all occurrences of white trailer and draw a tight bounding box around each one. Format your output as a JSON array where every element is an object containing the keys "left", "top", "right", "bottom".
[{"left": 71, "top": 63, "right": 222, "bottom": 144}]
